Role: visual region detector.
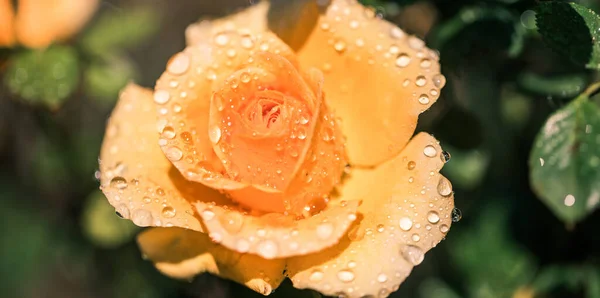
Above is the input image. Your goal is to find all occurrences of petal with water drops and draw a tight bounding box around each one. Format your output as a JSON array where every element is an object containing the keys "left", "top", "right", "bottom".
[
  {"left": 286, "top": 133, "right": 455, "bottom": 298},
  {"left": 0, "top": 0, "right": 15, "bottom": 47},
  {"left": 138, "top": 227, "right": 286, "bottom": 295},
  {"left": 99, "top": 84, "right": 229, "bottom": 232},
  {"left": 296, "top": 0, "right": 446, "bottom": 167}
]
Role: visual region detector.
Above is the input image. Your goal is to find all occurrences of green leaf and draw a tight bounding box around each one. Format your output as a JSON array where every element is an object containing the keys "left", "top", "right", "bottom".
[
  {"left": 82, "top": 190, "right": 139, "bottom": 248},
  {"left": 419, "top": 279, "right": 462, "bottom": 298},
  {"left": 4, "top": 46, "right": 79, "bottom": 109},
  {"left": 529, "top": 93, "right": 600, "bottom": 223},
  {"left": 84, "top": 54, "right": 138, "bottom": 101},
  {"left": 535, "top": 2, "right": 600, "bottom": 69},
  {"left": 449, "top": 203, "right": 537, "bottom": 297},
  {"left": 517, "top": 72, "right": 588, "bottom": 99},
  {"left": 81, "top": 7, "right": 159, "bottom": 55}
]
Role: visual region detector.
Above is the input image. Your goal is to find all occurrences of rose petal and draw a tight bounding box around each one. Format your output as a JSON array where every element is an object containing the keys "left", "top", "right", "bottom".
[
  {"left": 15, "top": 0, "right": 98, "bottom": 48},
  {"left": 138, "top": 227, "right": 285, "bottom": 295},
  {"left": 154, "top": 29, "right": 297, "bottom": 191},
  {"left": 286, "top": 133, "right": 454, "bottom": 298},
  {"left": 0, "top": 0, "right": 15, "bottom": 47},
  {"left": 99, "top": 84, "right": 230, "bottom": 231},
  {"left": 296, "top": 0, "right": 445, "bottom": 167},
  {"left": 195, "top": 200, "right": 359, "bottom": 259}
]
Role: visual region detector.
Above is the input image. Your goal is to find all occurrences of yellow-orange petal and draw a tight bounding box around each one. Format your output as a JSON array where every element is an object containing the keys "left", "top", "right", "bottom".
[
  {"left": 138, "top": 227, "right": 286, "bottom": 295},
  {"left": 154, "top": 29, "right": 297, "bottom": 190},
  {"left": 185, "top": 2, "right": 269, "bottom": 47},
  {"left": 0, "top": 0, "right": 15, "bottom": 47},
  {"left": 286, "top": 133, "right": 454, "bottom": 298},
  {"left": 195, "top": 200, "right": 359, "bottom": 259},
  {"left": 296, "top": 0, "right": 445, "bottom": 167},
  {"left": 15, "top": 0, "right": 98, "bottom": 48},
  {"left": 99, "top": 83, "right": 230, "bottom": 232}
]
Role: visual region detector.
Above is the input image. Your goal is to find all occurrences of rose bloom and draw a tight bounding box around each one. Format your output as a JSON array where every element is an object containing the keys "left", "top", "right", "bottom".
[
  {"left": 99, "top": 1, "right": 455, "bottom": 297},
  {"left": 0, "top": 0, "right": 98, "bottom": 48}
]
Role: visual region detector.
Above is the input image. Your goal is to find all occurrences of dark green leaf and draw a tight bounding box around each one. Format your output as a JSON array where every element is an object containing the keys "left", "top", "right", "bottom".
[
  {"left": 81, "top": 7, "right": 159, "bottom": 55},
  {"left": 82, "top": 190, "right": 139, "bottom": 249},
  {"left": 517, "top": 72, "right": 588, "bottom": 99},
  {"left": 4, "top": 46, "right": 79, "bottom": 109},
  {"left": 85, "top": 54, "right": 138, "bottom": 101},
  {"left": 535, "top": 2, "right": 600, "bottom": 69},
  {"left": 529, "top": 94, "right": 600, "bottom": 223}
]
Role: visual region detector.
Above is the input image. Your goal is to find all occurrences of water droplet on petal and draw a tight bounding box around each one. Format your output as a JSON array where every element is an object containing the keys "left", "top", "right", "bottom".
[
  {"left": 401, "top": 245, "right": 424, "bottom": 265},
  {"left": 427, "top": 211, "right": 440, "bottom": 224},
  {"left": 418, "top": 94, "right": 430, "bottom": 105},
  {"left": 162, "top": 206, "right": 176, "bottom": 218},
  {"left": 162, "top": 126, "right": 176, "bottom": 139},
  {"left": 337, "top": 270, "right": 355, "bottom": 282},
  {"left": 110, "top": 176, "right": 128, "bottom": 189},
  {"left": 166, "top": 146, "right": 183, "bottom": 161},
  {"left": 399, "top": 217, "right": 413, "bottom": 231},
  {"left": 564, "top": 194, "right": 575, "bottom": 207},
  {"left": 441, "top": 151, "right": 451, "bottom": 163},
  {"left": 132, "top": 209, "right": 153, "bottom": 227},
  {"left": 240, "top": 71, "right": 251, "bottom": 83},
  {"left": 214, "top": 32, "right": 230, "bottom": 46},
  {"left": 316, "top": 222, "right": 334, "bottom": 240},
  {"left": 334, "top": 40, "right": 347, "bottom": 53},
  {"left": 209, "top": 125, "right": 222, "bottom": 144},
  {"left": 440, "top": 224, "right": 449, "bottom": 233},
  {"left": 390, "top": 27, "right": 405, "bottom": 39},
  {"left": 411, "top": 233, "right": 420, "bottom": 242},
  {"left": 395, "top": 53, "right": 411, "bottom": 67},
  {"left": 423, "top": 145, "right": 437, "bottom": 157},
  {"left": 377, "top": 273, "right": 388, "bottom": 283},
  {"left": 432, "top": 74, "right": 446, "bottom": 88},
  {"left": 407, "top": 161, "right": 416, "bottom": 170},
  {"left": 154, "top": 90, "right": 170, "bottom": 105},
  {"left": 167, "top": 53, "right": 190, "bottom": 75},
  {"left": 420, "top": 59, "right": 432, "bottom": 68},
  {"left": 236, "top": 238, "right": 250, "bottom": 253},
  {"left": 202, "top": 209, "right": 215, "bottom": 220},
  {"left": 210, "top": 232, "right": 223, "bottom": 243},
  {"left": 310, "top": 270, "right": 324, "bottom": 282},
  {"left": 257, "top": 240, "right": 278, "bottom": 259},
  {"left": 240, "top": 35, "right": 254, "bottom": 49},
  {"left": 437, "top": 177, "right": 453, "bottom": 197},
  {"left": 451, "top": 208, "right": 462, "bottom": 222},
  {"left": 416, "top": 76, "right": 427, "bottom": 87}
]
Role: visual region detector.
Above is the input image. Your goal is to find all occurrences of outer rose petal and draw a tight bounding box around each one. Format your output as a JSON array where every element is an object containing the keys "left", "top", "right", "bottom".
[
  {"left": 0, "top": 0, "right": 15, "bottom": 47},
  {"left": 138, "top": 227, "right": 285, "bottom": 295},
  {"left": 186, "top": 2, "right": 268, "bottom": 46},
  {"left": 154, "top": 29, "right": 297, "bottom": 191},
  {"left": 286, "top": 133, "right": 454, "bottom": 298},
  {"left": 296, "top": 0, "right": 446, "bottom": 167},
  {"left": 100, "top": 84, "right": 230, "bottom": 232},
  {"left": 195, "top": 200, "right": 359, "bottom": 259},
  {"left": 15, "top": 0, "right": 98, "bottom": 48}
]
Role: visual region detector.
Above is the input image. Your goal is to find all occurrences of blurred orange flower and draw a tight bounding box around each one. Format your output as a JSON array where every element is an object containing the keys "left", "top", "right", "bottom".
[
  {"left": 0, "top": 0, "right": 98, "bottom": 48},
  {"left": 99, "top": 1, "right": 455, "bottom": 297}
]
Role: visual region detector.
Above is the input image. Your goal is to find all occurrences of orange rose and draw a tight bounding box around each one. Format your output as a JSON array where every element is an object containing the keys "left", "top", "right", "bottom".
[
  {"left": 0, "top": 0, "right": 98, "bottom": 48},
  {"left": 99, "top": 1, "right": 455, "bottom": 297}
]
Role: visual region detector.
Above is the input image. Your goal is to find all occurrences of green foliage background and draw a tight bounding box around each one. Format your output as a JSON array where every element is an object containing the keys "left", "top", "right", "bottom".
[{"left": 0, "top": 0, "right": 599, "bottom": 297}]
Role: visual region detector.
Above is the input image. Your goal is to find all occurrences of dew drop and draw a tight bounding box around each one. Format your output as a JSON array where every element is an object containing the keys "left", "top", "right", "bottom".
[
  {"left": 441, "top": 151, "right": 451, "bottom": 163},
  {"left": 418, "top": 94, "right": 430, "bottom": 105},
  {"left": 407, "top": 161, "right": 416, "bottom": 170},
  {"left": 395, "top": 53, "right": 411, "bottom": 67},
  {"left": 132, "top": 209, "right": 153, "bottom": 227},
  {"left": 236, "top": 238, "right": 250, "bottom": 253},
  {"left": 110, "top": 176, "right": 128, "bottom": 189},
  {"left": 209, "top": 232, "right": 223, "bottom": 243},
  {"left": 432, "top": 74, "right": 446, "bottom": 88},
  {"left": 420, "top": 59, "right": 432, "bottom": 68},
  {"left": 162, "top": 206, "right": 176, "bottom": 218},
  {"left": 167, "top": 53, "right": 190, "bottom": 75},
  {"left": 564, "top": 194, "right": 575, "bottom": 207},
  {"left": 209, "top": 125, "right": 222, "bottom": 144},
  {"left": 214, "top": 32, "right": 230, "bottom": 46},
  {"left": 416, "top": 76, "right": 427, "bottom": 87},
  {"left": 423, "top": 145, "right": 437, "bottom": 157},
  {"left": 408, "top": 36, "right": 425, "bottom": 50},
  {"left": 411, "top": 233, "right": 420, "bottom": 242},
  {"left": 240, "top": 71, "right": 251, "bottom": 83},
  {"left": 166, "top": 146, "right": 183, "bottom": 161},
  {"left": 451, "top": 208, "right": 462, "bottom": 222},
  {"left": 334, "top": 40, "right": 347, "bottom": 53},
  {"left": 202, "top": 209, "right": 215, "bottom": 221},
  {"left": 390, "top": 27, "right": 405, "bottom": 39},
  {"left": 310, "top": 270, "right": 324, "bottom": 282},
  {"left": 401, "top": 245, "right": 424, "bottom": 265},
  {"left": 240, "top": 35, "right": 254, "bottom": 49},
  {"left": 437, "top": 176, "right": 453, "bottom": 197},
  {"left": 337, "top": 270, "right": 355, "bottom": 283},
  {"left": 257, "top": 240, "right": 278, "bottom": 259},
  {"left": 440, "top": 224, "right": 449, "bottom": 233},
  {"left": 316, "top": 222, "right": 334, "bottom": 240},
  {"left": 154, "top": 90, "right": 170, "bottom": 105},
  {"left": 220, "top": 211, "right": 244, "bottom": 234},
  {"left": 162, "top": 126, "right": 176, "bottom": 139},
  {"left": 427, "top": 211, "right": 440, "bottom": 224},
  {"left": 377, "top": 273, "right": 388, "bottom": 283},
  {"left": 115, "top": 204, "right": 130, "bottom": 219},
  {"left": 377, "top": 224, "right": 385, "bottom": 233},
  {"left": 399, "top": 217, "right": 413, "bottom": 231}
]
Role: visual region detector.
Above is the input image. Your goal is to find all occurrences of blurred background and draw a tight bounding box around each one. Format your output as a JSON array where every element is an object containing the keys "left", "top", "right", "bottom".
[{"left": 1, "top": 0, "right": 600, "bottom": 297}]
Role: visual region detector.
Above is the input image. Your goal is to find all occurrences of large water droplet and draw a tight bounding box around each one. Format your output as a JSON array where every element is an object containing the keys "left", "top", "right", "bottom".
[
  {"left": 154, "top": 90, "right": 170, "bottom": 105},
  {"left": 418, "top": 94, "right": 430, "bottom": 105},
  {"left": 110, "top": 176, "right": 128, "bottom": 189},
  {"left": 310, "top": 270, "right": 324, "bottom": 282},
  {"left": 316, "top": 222, "right": 334, "bottom": 240},
  {"left": 401, "top": 245, "right": 424, "bottom": 265},
  {"left": 423, "top": 145, "right": 437, "bottom": 157},
  {"left": 451, "top": 208, "right": 462, "bottom": 222},
  {"left": 390, "top": 27, "right": 405, "bottom": 39},
  {"left": 399, "top": 217, "right": 413, "bottom": 231},
  {"left": 132, "top": 209, "right": 153, "bottom": 227},
  {"left": 162, "top": 206, "right": 176, "bottom": 218},
  {"left": 427, "top": 211, "right": 440, "bottom": 224},
  {"left": 441, "top": 151, "right": 451, "bottom": 163},
  {"left": 167, "top": 53, "right": 190, "bottom": 75},
  {"left": 411, "top": 233, "right": 420, "bottom": 242},
  {"left": 564, "top": 194, "right": 575, "bottom": 207},
  {"left": 161, "top": 126, "right": 176, "bottom": 139},
  {"left": 395, "top": 53, "right": 411, "bottom": 68},
  {"left": 432, "top": 74, "right": 446, "bottom": 88},
  {"left": 337, "top": 270, "right": 355, "bottom": 282},
  {"left": 219, "top": 211, "right": 244, "bottom": 234},
  {"left": 334, "top": 40, "right": 347, "bottom": 53},
  {"left": 209, "top": 125, "right": 222, "bottom": 144},
  {"left": 415, "top": 76, "right": 427, "bottom": 87},
  {"left": 166, "top": 146, "right": 183, "bottom": 161},
  {"left": 440, "top": 224, "right": 449, "bottom": 233},
  {"left": 257, "top": 240, "right": 278, "bottom": 259},
  {"left": 437, "top": 177, "right": 453, "bottom": 197}
]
